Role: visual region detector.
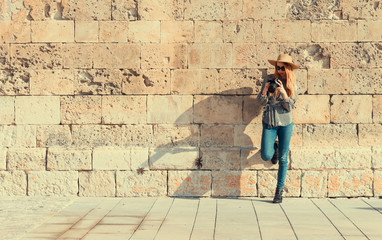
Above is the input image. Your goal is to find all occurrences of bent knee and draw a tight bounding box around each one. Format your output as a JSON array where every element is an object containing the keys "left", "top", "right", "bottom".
[{"left": 261, "top": 151, "right": 273, "bottom": 161}]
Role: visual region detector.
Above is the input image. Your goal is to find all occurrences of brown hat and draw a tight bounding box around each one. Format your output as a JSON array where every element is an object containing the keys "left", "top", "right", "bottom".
[{"left": 268, "top": 53, "right": 299, "bottom": 69}]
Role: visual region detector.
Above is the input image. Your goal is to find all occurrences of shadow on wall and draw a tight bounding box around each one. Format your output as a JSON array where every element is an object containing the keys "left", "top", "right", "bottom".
[{"left": 144, "top": 87, "right": 275, "bottom": 198}]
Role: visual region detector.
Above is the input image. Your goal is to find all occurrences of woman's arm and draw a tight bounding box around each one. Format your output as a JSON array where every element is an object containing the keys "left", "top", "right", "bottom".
[{"left": 256, "top": 78, "right": 270, "bottom": 105}]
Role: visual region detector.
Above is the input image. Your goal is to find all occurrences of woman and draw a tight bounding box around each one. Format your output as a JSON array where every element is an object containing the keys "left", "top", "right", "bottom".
[{"left": 257, "top": 53, "right": 298, "bottom": 203}]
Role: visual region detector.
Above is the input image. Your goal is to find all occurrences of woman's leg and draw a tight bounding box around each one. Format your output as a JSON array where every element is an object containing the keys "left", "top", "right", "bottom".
[
  {"left": 276, "top": 123, "right": 293, "bottom": 189},
  {"left": 261, "top": 123, "right": 278, "bottom": 161}
]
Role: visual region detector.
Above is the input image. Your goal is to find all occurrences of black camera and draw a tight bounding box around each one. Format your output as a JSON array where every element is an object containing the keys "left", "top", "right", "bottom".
[{"left": 267, "top": 78, "right": 279, "bottom": 93}]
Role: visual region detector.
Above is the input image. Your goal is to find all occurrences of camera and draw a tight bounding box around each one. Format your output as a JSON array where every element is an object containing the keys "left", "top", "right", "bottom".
[{"left": 267, "top": 78, "right": 279, "bottom": 93}]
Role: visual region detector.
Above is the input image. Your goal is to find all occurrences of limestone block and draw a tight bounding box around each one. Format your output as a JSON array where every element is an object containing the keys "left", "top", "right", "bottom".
[
  {"left": 74, "top": 21, "right": 98, "bottom": 42},
  {"left": 287, "top": 0, "right": 340, "bottom": 20},
  {"left": 152, "top": 124, "right": 199, "bottom": 147},
  {"left": 342, "top": 0, "right": 382, "bottom": 19},
  {"left": 93, "top": 43, "right": 140, "bottom": 68},
  {"left": 293, "top": 95, "right": 330, "bottom": 123},
  {"left": 233, "top": 43, "right": 278, "bottom": 68},
  {"left": 75, "top": 69, "right": 122, "bottom": 95},
  {"left": 79, "top": 171, "right": 115, "bottom": 197},
  {"left": 111, "top": 0, "right": 138, "bottom": 20},
  {"left": 295, "top": 69, "right": 308, "bottom": 94},
  {"left": 374, "top": 170, "right": 382, "bottom": 197},
  {"left": 280, "top": 43, "right": 330, "bottom": 69},
  {"left": 242, "top": 0, "right": 286, "bottom": 20},
  {"left": 93, "top": 148, "right": 130, "bottom": 170},
  {"left": 149, "top": 147, "right": 199, "bottom": 170},
  {"left": 330, "top": 95, "right": 372, "bottom": 123},
  {"left": 200, "top": 147, "right": 241, "bottom": 170},
  {"left": 302, "top": 124, "right": 358, "bottom": 147},
  {"left": 184, "top": 0, "right": 224, "bottom": 20},
  {"left": 200, "top": 125, "right": 234, "bottom": 147},
  {"left": 0, "top": 69, "right": 31, "bottom": 95},
  {"left": 373, "top": 96, "right": 382, "bottom": 123},
  {"left": 169, "top": 171, "right": 211, "bottom": 197},
  {"left": 258, "top": 170, "right": 301, "bottom": 197},
  {"left": 224, "top": 0, "right": 242, "bottom": 20},
  {"left": 117, "top": 170, "right": 167, "bottom": 197},
  {"left": 312, "top": 21, "right": 357, "bottom": 42},
  {"left": 122, "top": 125, "right": 153, "bottom": 147},
  {"left": 11, "top": 43, "right": 62, "bottom": 69},
  {"left": 0, "top": 96, "right": 14, "bottom": 124},
  {"left": 138, "top": 0, "right": 183, "bottom": 20},
  {"left": 61, "top": 96, "right": 101, "bottom": 124},
  {"left": 350, "top": 68, "right": 382, "bottom": 94},
  {"left": 324, "top": 43, "right": 382, "bottom": 69},
  {"left": 359, "top": 124, "right": 382, "bottom": 146},
  {"left": 0, "top": 125, "right": 36, "bottom": 148},
  {"left": 218, "top": 69, "right": 262, "bottom": 95},
  {"left": 28, "top": 171, "right": 78, "bottom": 196},
  {"left": 161, "top": 21, "right": 194, "bottom": 43},
  {"left": 147, "top": 95, "right": 193, "bottom": 124},
  {"left": 301, "top": 171, "right": 328, "bottom": 198},
  {"left": 189, "top": 43, "right": 232, "bottom": 68},
  {"left": 194, "top": 95, "right": 242, "bottom": 124},
  {"left": 234, "top": 124, "right": 262, "bottom": 147},
  {"left": 47, "top": 148, "right": 92, "bottom": 171},
  {"left": 262, "top": 20, "right": 311, "bottom": 42},
  {"left": 243, "top": 96, "right": 265, "bottom": 125},
  {"left": 171, "top": 69, "right": 219, "bottom": 95},
  {"left": 30, "top": 70, "right": 74, "bottom": 95},
  {"left": 241, "top": 147, "right": 278, "bottom": 170},
  {"left": 291, "top": 147, "right": 372, "bottom": 170},
  {"left": 0, "top": 21, "right": 30, "bottom": 43},
  {"left": 328, "top": 170, "right": 373, "bottom": 197},
  {"left": 131, "top": 147, "right": 149, "bottom": 170},
  {"left": 8, "top": 148, "right": 46, "bottom": 171},
  {"left": 21, "top": 0, "right": 64, "bottom": 21},
  {"left": 127, "top": 21, "right": 160, "bottom": 43},
  {"left": 0, "top": 44, "right": 10, "bottom": 68},
  {"left": 141, "top": 44, "right": 187, "bottom": 69},
  {"left": 121, "top": 69, "right": 170, "bottom": 95},
  {"left": 62, "top": 44, "right": 93, "bottom": 69},
  {"left": 36, "top": 125, "right": 72, "bottom": 147},
  {"left": 72, "top": 125, "right": 123, "bottom": 148},
  {"left": 102, "top": 95, "right": 146, "bottom": 124},
  {"left": 31, "top": 21, "right": 74, "bottom": 42},
  {"left": 372, "top": 147, "right": 382, "bottom": 169},
  {"left": 0, "top": 171, "right": 27, "bottom": 196},
  {"left": 0, "top": 149, "right": 5, "bottom": 170},
  {"left": 212, "top": 170, "right": 257, "bottom": 197},
  {"left": 222, "top": 20, "right": 259, "bottom": 43},
  {"left": 62, "top": 0, "right": 112, "bottom": 20},
  {"left": 15, "top": 96, "right": 60, "bottom": 124},
  {"left": 99, "top": 21, "right": 128, "bottom": 42},
  {"left": 308, "top": 69, "right": 350, "bottom": 94},
  {"left": 358, "top": 19, "right": 382, "bottom": 41},
  {"left": 195, "top": 21, "right": 222, "bottom": 43}
]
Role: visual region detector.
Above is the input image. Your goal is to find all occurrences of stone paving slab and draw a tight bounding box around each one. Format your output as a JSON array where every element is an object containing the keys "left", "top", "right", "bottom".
[{"left": 0, "top": 197, "right": 381, "bottom": 240}]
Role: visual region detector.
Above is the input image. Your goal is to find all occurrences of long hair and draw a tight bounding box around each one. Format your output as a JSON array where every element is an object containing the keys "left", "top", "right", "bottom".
[{"left": 273, "top": 63, "right": 296, "bottom": 98}]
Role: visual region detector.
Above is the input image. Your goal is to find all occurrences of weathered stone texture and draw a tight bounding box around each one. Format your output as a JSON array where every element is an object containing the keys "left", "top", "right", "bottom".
[
  {"left": 152, "top": 124, "right": 199, "bottom": 147},
  {"left": 142, "top": 44, "right": 187, "bottom": 69},
  {"left": 128, "top": 21, "right": 160, "bottom": 43},
  {"left": 36, "top": 125, "right": 72, "bottom": 147},
  {"left": 200, "top": 125, "right": 234, "bottom": 147},
  {"left": 233, "top": 43, "right": 278, "bottom": 68},
  {"left": 0, "top": 125, "right": 36, "bottom": 148},
  {"left": 63, "top": 44, "right": 93, "bottom": 69},
  {"left": 15, "top": 96, "right": 60, "bottom": 124},
  {"left": 358, "top": 19, "right": 382, "bottom": 42},
  {"left": 11, "top": 44, "right": 62, "bottom": 70},
  {"left": 72, "top": 125, "right": 123, "bottom": 148},
  {"left": 138, "top": 0, "right": 184, "bottom": 20},
  {"left": 350, "top": 68, "right": 382, "bottom": 94},
  {"left": 79, "top": 171, "right": 115, "bottom": 197},
  {"left": 242, "top": 0, "right": 286, "bottom": 20},
  {"left": 200, "top": 147, "right": 241, "bottom": 170},
  {"left": 0, "top": 171, "right": 26, "bottom": 196},
  {"left": 372, "top": 147, "right": 382, "bottom": 169},
  {"left": 121, "top": 69, "right": 170, "bottom": 95},
  {"left": 312, "top": 21, "right": 357, "bottom": 42},
  {"left": 75, "top": 69, "right": 122, "bottom": 95},
  {"left": 99, "top": 21, "right": 129, "bottom": 42},
  {"left": 219, "top": 69, "right": 262, "bottom": 95},
  {"left": 161, "top": 21, "right": 194, "bottom": 43},
  {"left": 281, "top": 43, "right": 330, "bottom": 69},
  {"left": 223, "top": 20, "right": 259, "bottom": 43},
  {"left": 117, "top": 171, "right": 167, "bottom": 197},
  {"left": 131, "top": 147, "right": 149, "bottom": 170},
  {"left": 302, "top": 124, "right": 358, "bottom": 147},
  {"left": 373, "top": 96, "right": 382, "bottom": 123},
  {"left": 0, "top": 96, "right": 14, "bottom": 124},
  {"left": 0, "top": 149, "right": 5, "bottom": 170},
  {"left": 212, "top": 170, "right": 257, "bottom": 197},
  {"left": 258, "top": 170, "right": 301, "bottom": 197},
  {"left": 147, "top": 95, "right": 193, "bottom": 124},
  {"left": 262, "top": 20, "right": 311, "bottom": 42},
  {"left": 93, "top": 148, "right": 130, "bottom": 170},
  {"left": 294, "top": 95, "right": 330, "bottom": 123},
  {"left": 301, "top": 171, "right": 328, "bottom": 198},
  {"left": 28, "top": 171, "right": 78, "bottom": 196},
  {"left": 149, "top": 147, "right": 199, "bottom": 170},
  {"left": 169, "top": 171, "right": 211, "bottom": 197},
  {"left": 0, "top": 21, "right": 31, "bottom": 43},
  {"left": 328, "top": 170, "right": 373, "bottom": 197},
  {"left": 375, "top": 170, "right": 382, "bottom": 197},
  {"left": 189, "top": 43, "right": 232, "bottom": 68},
  {"left": 330, "top": 95, "right": 372, "bottom": 123},
  {"left": 47, "top": 148, "right": 92, "bottom": 171},
  {"left": 61, "top": 96, "right": 101, "bottom": 124},
  {"left": 359, "top": 124, "right": 382, "bottom": 146},
  {"left": 75, "top": 21, "right": 98, "bottom": 42},
  {"left": 8, "top": 148, "right": 46, "bottom": 171},
  {"left": 308, "top": 69, "right": 350, "bottom": 94},
  {"left": 122, "top": 125, "right": 153, "bottom": 147},
  {"left": 171, "top": 69, "right": 219, "bottom": 95},
  {"left": 288, "top": 0, "right": 340, "bottom": 20},
  {"left": 195, "top": 21, "right": 223, "bottom": 43},
  {"left": 112, "top": 0, "right": 138, "bottom": 20},
  {"left": 102, "top": 96, "right": 146, "bottom": 124},
  {"left": 31, "top": 21, "right": 74, "bottom": 43},
  {"left": 30, "top": 70, "right": 74, "bottom": 95},
  {"left": 62, "top": 0, "right": 112, "bottom": 20},
  {"left": 93, "top": 44, "right": 140, "bottom": 68}
]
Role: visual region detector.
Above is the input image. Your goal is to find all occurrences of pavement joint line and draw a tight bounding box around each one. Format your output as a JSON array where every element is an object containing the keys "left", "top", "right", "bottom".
[
  {"left": 311, "top": 199, "right": 346, "bottom": 240},
  {"left": 129, "top": 198, "right": 158, "bottom": 240},
  {"left": 361, "top": 198, "right": 382, "bottom": 215},
  {"left": 153, "top": 197, "right": 175, "bottom": 240},
  {"left": 188, "top": 198, "right": 200, "bottom": 240},
  {"left": 279, "top": 203, "right": 298, "bottom": 240},
  {"left": 251, "top": 200, "right": 263, "bottom": 240},
  {"left": 328, "top": 199, "right": 370, "bottom": 240},
  {"left": 213, "top": 199, "right": 218, "bottom": 240}
]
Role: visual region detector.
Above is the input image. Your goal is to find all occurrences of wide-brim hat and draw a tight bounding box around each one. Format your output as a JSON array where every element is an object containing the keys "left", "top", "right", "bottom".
[{"left": 268, "top": 53, "right": 299, "bottom": 69}]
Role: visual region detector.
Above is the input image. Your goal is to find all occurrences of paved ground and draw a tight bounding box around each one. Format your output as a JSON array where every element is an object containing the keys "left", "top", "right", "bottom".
[{"left": 0, "top": 197, "right": 381, "bottom": 240}]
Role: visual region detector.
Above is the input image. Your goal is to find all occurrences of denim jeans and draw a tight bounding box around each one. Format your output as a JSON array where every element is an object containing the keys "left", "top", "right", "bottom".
[{"left": 260, "top": 123, "right": 293, "bottom": 189}]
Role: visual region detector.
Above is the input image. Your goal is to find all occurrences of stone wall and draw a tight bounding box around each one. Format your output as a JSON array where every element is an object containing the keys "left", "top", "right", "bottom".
[{"left": 0, "top": 0, "right": 381, "bottom": 198}]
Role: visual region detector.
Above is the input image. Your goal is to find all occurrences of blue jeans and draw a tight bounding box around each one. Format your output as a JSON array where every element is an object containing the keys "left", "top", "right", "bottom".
[{"left": 261, "top": 123, "right": 293, "bottom": 189}]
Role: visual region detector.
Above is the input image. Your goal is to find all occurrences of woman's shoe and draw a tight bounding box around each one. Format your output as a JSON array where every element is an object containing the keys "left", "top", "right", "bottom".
[
  {"left": 273, "top": 188, "right": 283, "bottom": 203},
  {"left": 271, "top": 141, "right": 278, "bottom": 164}
]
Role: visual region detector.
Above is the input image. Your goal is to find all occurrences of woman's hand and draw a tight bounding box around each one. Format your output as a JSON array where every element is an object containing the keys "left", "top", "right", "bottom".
[
  {"left": 276, "top": 80, "right": 288, "bottom": 99},
  {"left": 262, "top": 82, "right": 270, "bottom": 95}
]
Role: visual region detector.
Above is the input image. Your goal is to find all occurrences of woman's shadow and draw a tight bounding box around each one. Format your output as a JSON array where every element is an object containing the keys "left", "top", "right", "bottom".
[{"left": 141, "top": 87, "right": 277, "bottom": 197}]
